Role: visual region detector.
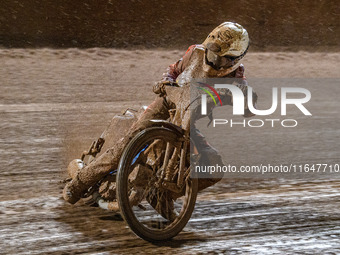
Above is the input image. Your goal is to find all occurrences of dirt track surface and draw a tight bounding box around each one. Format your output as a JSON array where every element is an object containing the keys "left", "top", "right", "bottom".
[{"left": 1, "top": 49, "right": 339, "bottom": 254}]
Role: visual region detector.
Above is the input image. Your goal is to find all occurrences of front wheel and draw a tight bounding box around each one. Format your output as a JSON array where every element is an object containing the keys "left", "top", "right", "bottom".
[{"left": 116, "top": 127, "right": 198, "bottom": 241}]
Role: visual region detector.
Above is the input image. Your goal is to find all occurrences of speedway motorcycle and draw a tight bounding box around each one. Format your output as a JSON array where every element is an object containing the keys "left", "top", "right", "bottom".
[{"left": 65, "top": 86, "right": 199, "bottom": 242}]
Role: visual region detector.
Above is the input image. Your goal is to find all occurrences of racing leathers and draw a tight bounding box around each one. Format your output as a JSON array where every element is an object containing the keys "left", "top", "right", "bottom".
[{"left": 63, "top": 44, "right": 257, "bottom": 205}]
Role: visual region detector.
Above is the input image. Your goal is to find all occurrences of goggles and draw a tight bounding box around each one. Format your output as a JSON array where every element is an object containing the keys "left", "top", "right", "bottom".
[{"left": 205, "top": 46, "right": 248, "bottom": 70}]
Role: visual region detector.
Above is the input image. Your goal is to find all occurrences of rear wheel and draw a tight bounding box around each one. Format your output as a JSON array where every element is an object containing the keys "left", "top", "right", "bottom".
[{"left": 117, "top": 127, "right": 197, "bottom": 241}]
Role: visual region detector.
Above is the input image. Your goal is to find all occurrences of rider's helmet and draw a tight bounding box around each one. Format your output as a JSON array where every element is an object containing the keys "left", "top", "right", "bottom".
[{"left": 202, "top": 22, "right": 249, "bottom": 73}]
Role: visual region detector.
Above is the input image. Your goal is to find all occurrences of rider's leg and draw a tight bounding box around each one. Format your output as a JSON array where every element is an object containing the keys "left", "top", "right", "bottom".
[
  {"left": 191, "top": 128, "right": 224, "bottom": 192},
  {"left": 63, "top": 96, "right": 172, "bottom": 204}
]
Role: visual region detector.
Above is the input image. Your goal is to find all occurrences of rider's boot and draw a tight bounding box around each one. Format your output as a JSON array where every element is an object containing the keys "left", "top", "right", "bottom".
[
  {"left": 147, "top": 147, "right": 224, "bottom": 220},
  {"left": 63, "top": 140, "right": 126, "bottom": 204},
  {"left": 191, "top": 128, "right": 224, "bottom": 191},
  {"left": 63, "top": 159, "right": 86, "bottom": 204},
  {"left": 197, "top": 146, "right": 224, "bottom": 192},
  {"left": 63, "top": 175, "right": 89, "bottom": 204}
]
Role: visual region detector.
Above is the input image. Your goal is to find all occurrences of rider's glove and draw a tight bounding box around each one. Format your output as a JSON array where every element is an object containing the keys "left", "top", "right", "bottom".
[
  {"left": 153, "top": 80, "right": 179, "bottom": 96},
  {"left": 219, "top": 82, "right": 258, "bottom": 117}
]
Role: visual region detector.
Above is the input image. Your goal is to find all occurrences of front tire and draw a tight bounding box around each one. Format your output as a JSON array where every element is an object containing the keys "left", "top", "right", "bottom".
[{"left": 116, "top": 127, "right": 198, "bottom": 241}]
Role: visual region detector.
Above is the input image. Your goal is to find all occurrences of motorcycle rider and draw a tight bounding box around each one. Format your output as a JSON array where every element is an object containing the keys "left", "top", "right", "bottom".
[{"left": 63, "top": 22, "right": 256, "bottom": 206}]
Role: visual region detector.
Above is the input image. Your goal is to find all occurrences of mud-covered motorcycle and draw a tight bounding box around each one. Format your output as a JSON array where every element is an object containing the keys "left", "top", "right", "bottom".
[{"left": 65, "top": 91, "right": 199, "bottom": 241}]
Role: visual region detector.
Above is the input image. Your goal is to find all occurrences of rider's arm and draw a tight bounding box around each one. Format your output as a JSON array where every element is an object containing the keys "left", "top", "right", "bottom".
[
  {"left": 192, "top": 64, "right": 257, "bottom": 121},
  {"left": 153, "top": 45, "right": 197, "bottom": 95},
  {"left": 161, "top": 45, "right": 197, "bottom": 83},
  {"left": 223, "top": 64, "right": 257, "bottom": 117}
]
